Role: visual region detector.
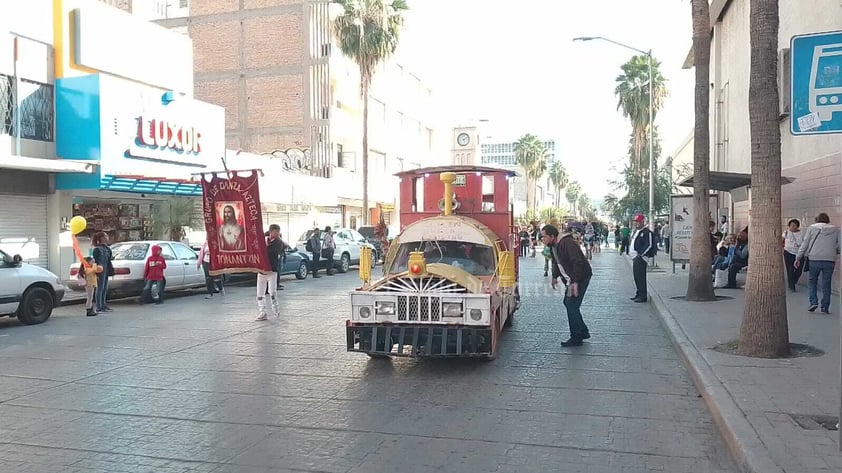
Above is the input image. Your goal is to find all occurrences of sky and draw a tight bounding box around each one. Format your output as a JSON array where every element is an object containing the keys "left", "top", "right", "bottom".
[{"left": 395, "top": 0, "right": 695, "bottom": 203}]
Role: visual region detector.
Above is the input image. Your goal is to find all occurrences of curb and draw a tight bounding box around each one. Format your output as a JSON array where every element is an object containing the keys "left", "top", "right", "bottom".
[{"left": 641, "top": 265, "right": 785, "bottom": 473}]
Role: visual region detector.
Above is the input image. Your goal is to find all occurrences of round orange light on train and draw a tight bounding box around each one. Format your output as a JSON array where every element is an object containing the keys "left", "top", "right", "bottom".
[{"left": 410, "top": 263, "right": 421, "bottom": 274}]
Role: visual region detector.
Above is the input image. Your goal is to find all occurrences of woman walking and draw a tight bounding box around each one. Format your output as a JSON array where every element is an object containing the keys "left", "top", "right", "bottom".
[
  {"left": 796, "top": 213, "right": 841, "bottom": 313},
  {"left": 91, "top": 231, "right": 114, "bottom": 312}
]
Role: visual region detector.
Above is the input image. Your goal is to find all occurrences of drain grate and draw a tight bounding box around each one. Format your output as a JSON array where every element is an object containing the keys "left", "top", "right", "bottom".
[{"left": 789, "top": 414, "right": 839, "bottom": 431}]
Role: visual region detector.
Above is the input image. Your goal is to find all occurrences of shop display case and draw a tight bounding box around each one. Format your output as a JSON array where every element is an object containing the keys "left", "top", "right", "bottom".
[{"left": 72, "top": 203, "right": 147, "bottom": 242}]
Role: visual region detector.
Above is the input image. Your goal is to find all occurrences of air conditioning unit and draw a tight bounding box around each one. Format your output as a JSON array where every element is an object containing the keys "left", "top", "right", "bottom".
[{"left": 778, "top": 47, "right": 791, "bottom": 119}]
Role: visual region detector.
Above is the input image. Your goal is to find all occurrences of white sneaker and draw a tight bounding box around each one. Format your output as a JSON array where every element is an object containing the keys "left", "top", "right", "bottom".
[{"left": 255, "top": 313, "right": 268, "bottom": 321}]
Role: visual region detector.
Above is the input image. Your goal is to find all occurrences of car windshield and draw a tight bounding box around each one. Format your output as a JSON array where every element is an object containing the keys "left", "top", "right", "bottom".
[
  {"left": 111, "top": 243, "right": 150, "bottom": 260},
  {"left": 387, "top": 240, "right": 496, "bottom": 276}
]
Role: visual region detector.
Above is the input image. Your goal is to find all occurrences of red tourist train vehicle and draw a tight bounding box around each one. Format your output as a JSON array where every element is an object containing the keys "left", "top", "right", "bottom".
[{"left": 346, "top": 165, "right": 521, "bottom": 360}]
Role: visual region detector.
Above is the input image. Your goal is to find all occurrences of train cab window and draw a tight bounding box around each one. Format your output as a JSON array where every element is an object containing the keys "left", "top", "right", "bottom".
[
  {"left": 412, "top": 177, "right": 424, "bottom": 212},
  {"left": 388, "top": 240, "right": 496, "bottom": 276},
  {"left": 481, "top": 175, "right": 495, "bottom": 212}
]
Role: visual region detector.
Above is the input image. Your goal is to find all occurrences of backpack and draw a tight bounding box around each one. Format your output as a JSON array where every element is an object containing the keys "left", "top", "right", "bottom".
[{"left": 305, "top": 239, "right": 314, "bottom": 253}]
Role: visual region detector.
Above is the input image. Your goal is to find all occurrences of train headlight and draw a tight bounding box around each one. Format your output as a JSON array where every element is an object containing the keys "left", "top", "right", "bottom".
[
  {"left": 442, "top": 302, "right": 463, "bottom": 317},
  {"left": 375, "top": 301, "right": 396, "bottom": 315},
  {"left": 469, "top": 309, "right": 483, "bottom": 321},
  {"left": 359, "top": 306, "right": 371, "bottom": 319}
]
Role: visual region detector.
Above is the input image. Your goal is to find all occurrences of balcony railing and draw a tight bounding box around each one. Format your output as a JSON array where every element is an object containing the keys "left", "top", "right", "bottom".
[{"left": 0, "top": 74, "right": 54, "bottom": 142}]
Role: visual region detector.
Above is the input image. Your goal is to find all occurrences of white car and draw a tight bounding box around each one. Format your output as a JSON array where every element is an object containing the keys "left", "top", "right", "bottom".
[
  {"left": 296, "top": 228, "right": 376, "bottom": 273},
  {"left": 0, "top": 249, "right": 66, "bottom": 325},
  {"left": 69, "top": 240, "right": 206, "bottom": 298}
]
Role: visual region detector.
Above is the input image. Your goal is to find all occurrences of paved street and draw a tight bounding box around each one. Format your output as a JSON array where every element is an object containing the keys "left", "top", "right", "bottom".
[{"left": 0, "top": 251, "right": 736, "bottom": 473}]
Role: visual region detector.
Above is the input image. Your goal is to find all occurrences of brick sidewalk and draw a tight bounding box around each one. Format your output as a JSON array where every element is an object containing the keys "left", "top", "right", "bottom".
[{"left": 630, "top": 249, "right": 842, "bottom": 472}]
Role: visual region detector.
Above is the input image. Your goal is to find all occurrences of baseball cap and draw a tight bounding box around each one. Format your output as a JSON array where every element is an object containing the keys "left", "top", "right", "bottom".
[{"left": 632, "top": 214, "right": 645, "bottom": 222}]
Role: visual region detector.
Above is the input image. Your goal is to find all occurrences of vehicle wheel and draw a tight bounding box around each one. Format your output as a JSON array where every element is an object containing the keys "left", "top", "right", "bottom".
[
  {"left": 338, "top": 253, "right": 351, "bottom": 273},
  {"left": 17, "top": 286, "right": 54, "bottom": 325},
  {"left": 504, "top": 306, "right": 514, "bottom": 328},
  {"left": 371, "top": 251, "right": 378, "bottom": 268},
  {"left": 295, "top": 261, "right": 308, "bottom": 280}
]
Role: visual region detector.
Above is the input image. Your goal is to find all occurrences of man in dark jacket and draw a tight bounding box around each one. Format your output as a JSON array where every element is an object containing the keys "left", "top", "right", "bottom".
[
  {"left": 630, "top": 213, "right": 655, "bottom": 302},
  {"left": 542, "top": 224, "right": 593, "bottom": 347},
  {"left": 256, "top": 224, "right": 284, "bottom": 321}
]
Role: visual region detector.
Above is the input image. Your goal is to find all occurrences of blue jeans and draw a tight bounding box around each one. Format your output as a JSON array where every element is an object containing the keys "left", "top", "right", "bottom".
[
  {"left": 95, "top": 272, "right": 109, "bottom": 310},
  {"left": 808, "top": 260, "right": 835, "bottom": 309},
  {"left": 563, "top": 277, "right": 591, "bottom": 339}
]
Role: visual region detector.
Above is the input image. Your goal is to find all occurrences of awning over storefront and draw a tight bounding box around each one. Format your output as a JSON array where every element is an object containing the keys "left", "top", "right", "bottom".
[
  {"left": 677, "top": 171, "right": 795, "bottom": 192},
  {"left": 101, "top": 174, "right": 202, "bottom": 196},
  {"left": 0, "top": 155, "right": 98, "bottom": 173}
]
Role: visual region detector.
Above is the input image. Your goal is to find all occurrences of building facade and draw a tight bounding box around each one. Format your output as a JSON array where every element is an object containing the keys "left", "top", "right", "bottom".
[
  {"left": 694, "top": 0, "right": 842, "bottom": 233},
  {"left": 480, "top": 139, "right": 558, "bottom": 216},
  {"left": 155, "top": 1, "right": 444, "bottom": 229},
  {"left": 330, "top": 55, "right": 445, "bottom": 228}
]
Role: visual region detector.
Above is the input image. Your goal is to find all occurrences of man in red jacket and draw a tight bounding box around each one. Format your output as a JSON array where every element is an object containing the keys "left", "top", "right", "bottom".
[{"left": 142, "top": 244, "right": 167, "bottom": 304}]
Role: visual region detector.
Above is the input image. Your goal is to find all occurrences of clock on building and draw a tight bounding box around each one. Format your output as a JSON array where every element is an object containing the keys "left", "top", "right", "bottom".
[{"left": 456, "top": 132, "right": 471, "bottom": 147}]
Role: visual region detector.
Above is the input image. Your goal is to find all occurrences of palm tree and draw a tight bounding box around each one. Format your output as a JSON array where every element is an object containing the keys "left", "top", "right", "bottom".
[
  {"left": 686, "top": 0, "right": 716, "bottom": 302},
  {"left": 602, "top": 193, "right": 619, "bottom": 215},
  {"left": 577, "top": 194, "right": 591, "bottom": 220},
  {"left": 739, "top": 0, "right": 789, "bottom": 357},
  {"left": 614, "top": 55, "right": 668, "bottom": 171},
  {"left": 332, "top": 0, "right": 408, "bottom": 225},
  {"left": 151, "top": 198, "right": 196, "bottom": 241},
  {"left": 548, "top": 160, "right": 568, "bottom": 208},
  {"left": 565, "top": 181, "right": 581, "bottom": 217},
  {"left": 514, "top": 134, "right": 548, "bottom": 214}
]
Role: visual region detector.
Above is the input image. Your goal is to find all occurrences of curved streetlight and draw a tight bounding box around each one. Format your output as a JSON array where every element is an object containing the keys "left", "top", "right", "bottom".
[{"left": 574, "top": 36, "right": 655, "bottom": 232}]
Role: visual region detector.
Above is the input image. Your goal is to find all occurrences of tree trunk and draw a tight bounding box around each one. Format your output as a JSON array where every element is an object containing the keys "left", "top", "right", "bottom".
[
  {"left": 686, "top": 0, "right": 717, "bottom": 301},
  {"left": 739, "top": 0, "right": 789, "bottom": 357},
  {"left": 361, "top": 80, "right": 370, "bottom": 225},
  {"left": 526, "top": 176, "right": 535, "bottom": 217}
]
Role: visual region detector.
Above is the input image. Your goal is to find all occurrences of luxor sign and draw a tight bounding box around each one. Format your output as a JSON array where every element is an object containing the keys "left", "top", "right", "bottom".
[{"left": 135, "top": 116, "right": 202, "bottom": 154}]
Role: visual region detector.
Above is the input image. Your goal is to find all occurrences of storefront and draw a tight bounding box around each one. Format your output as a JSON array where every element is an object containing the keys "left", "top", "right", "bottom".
[{"left": 51, "top": 73, "right": 224, "bottom": 274}]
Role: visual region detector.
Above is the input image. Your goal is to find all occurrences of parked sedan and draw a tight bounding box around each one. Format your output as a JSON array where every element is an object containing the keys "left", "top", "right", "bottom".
[
  {"left": 1, "top": 249, "right": 65, "bottom": 325},
  {"left": 69, "top": 240, "right": 206, "bottom": 298},
  {"left": 296, "top": 228, "right": 376, "bottom": 273}
]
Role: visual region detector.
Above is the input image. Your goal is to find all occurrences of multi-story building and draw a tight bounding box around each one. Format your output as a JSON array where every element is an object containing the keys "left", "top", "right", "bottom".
[
  {"left": 1, "top": 0, "right": 225, "bottom": 278},
  {"left": 154, "top": 0, "right": 444, "bottom": 228},
  {"left": 330, "top": 54, "right": 445, "bottom": 227},
  {"left": 480, "top": 139, "right": 558, "bottom": 215},
  {"left": 682, "top": 0, "right": 842, "bottom": 284}
]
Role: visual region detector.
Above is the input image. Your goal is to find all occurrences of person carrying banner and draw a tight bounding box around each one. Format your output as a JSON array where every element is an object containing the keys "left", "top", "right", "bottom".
[{"left": 256, "top": 224, "right": 283, "bottom": 321}]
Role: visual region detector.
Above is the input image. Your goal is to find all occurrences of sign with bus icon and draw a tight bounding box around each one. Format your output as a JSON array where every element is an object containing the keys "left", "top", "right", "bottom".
[{"left": 791, "top": 31, "right": 842, "bottom": 135}]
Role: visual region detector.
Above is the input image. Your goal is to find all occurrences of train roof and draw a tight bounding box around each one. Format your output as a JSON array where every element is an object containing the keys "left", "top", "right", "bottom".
[
  {"left": 395, "top": 215, "right": 502, "bottom": 248},
  {"left": 394, "top": 165, "right": 519, "bottom": 178}
]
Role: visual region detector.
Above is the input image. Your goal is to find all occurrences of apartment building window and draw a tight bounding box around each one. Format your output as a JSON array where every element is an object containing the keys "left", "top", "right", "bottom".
[
  {"left": 19, "top": 79, "right": 54, "bottom": 142},
  {"left": 0, "top": 76, "right": 54, "bottom": 142},
  {"left": 180, "top": 0, "right": 188, "bottom": 7},
  {"left": 0, "top": 74, "right": 12, "bottom": 136}
]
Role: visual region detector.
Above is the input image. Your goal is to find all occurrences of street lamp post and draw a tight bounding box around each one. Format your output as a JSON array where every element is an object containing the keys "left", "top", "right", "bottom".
[{"left": 574, "top": 36, "right": 656, "bottom": 232}]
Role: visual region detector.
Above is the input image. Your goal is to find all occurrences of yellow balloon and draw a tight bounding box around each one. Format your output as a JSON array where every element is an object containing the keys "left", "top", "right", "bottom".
[{"left": 69, "top": 216, "right": 87, "bottom": 235}]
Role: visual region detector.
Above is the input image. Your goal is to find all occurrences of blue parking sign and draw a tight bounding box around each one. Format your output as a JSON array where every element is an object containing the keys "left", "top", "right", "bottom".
[{"left": 791, "top": 31, "right": 842, "bottom": 135}]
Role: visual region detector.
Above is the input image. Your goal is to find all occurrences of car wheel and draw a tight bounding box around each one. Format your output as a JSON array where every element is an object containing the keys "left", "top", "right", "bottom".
[
  {"left": 296, "top": 261, "right": 308, "bottom": 280},
  {"left": 17, "top": 286, "right": 54, "bottom": 325},
  {"left": 338, "top": 253, "right": 350, "bottom": 273},
  {"left": 371, "top": 251, "right": 378, "bottom": 268}
]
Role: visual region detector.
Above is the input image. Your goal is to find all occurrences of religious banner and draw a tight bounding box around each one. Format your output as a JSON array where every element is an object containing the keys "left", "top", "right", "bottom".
[{"left": 201, "top": 171, "right": 271, "bottom": 275}]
